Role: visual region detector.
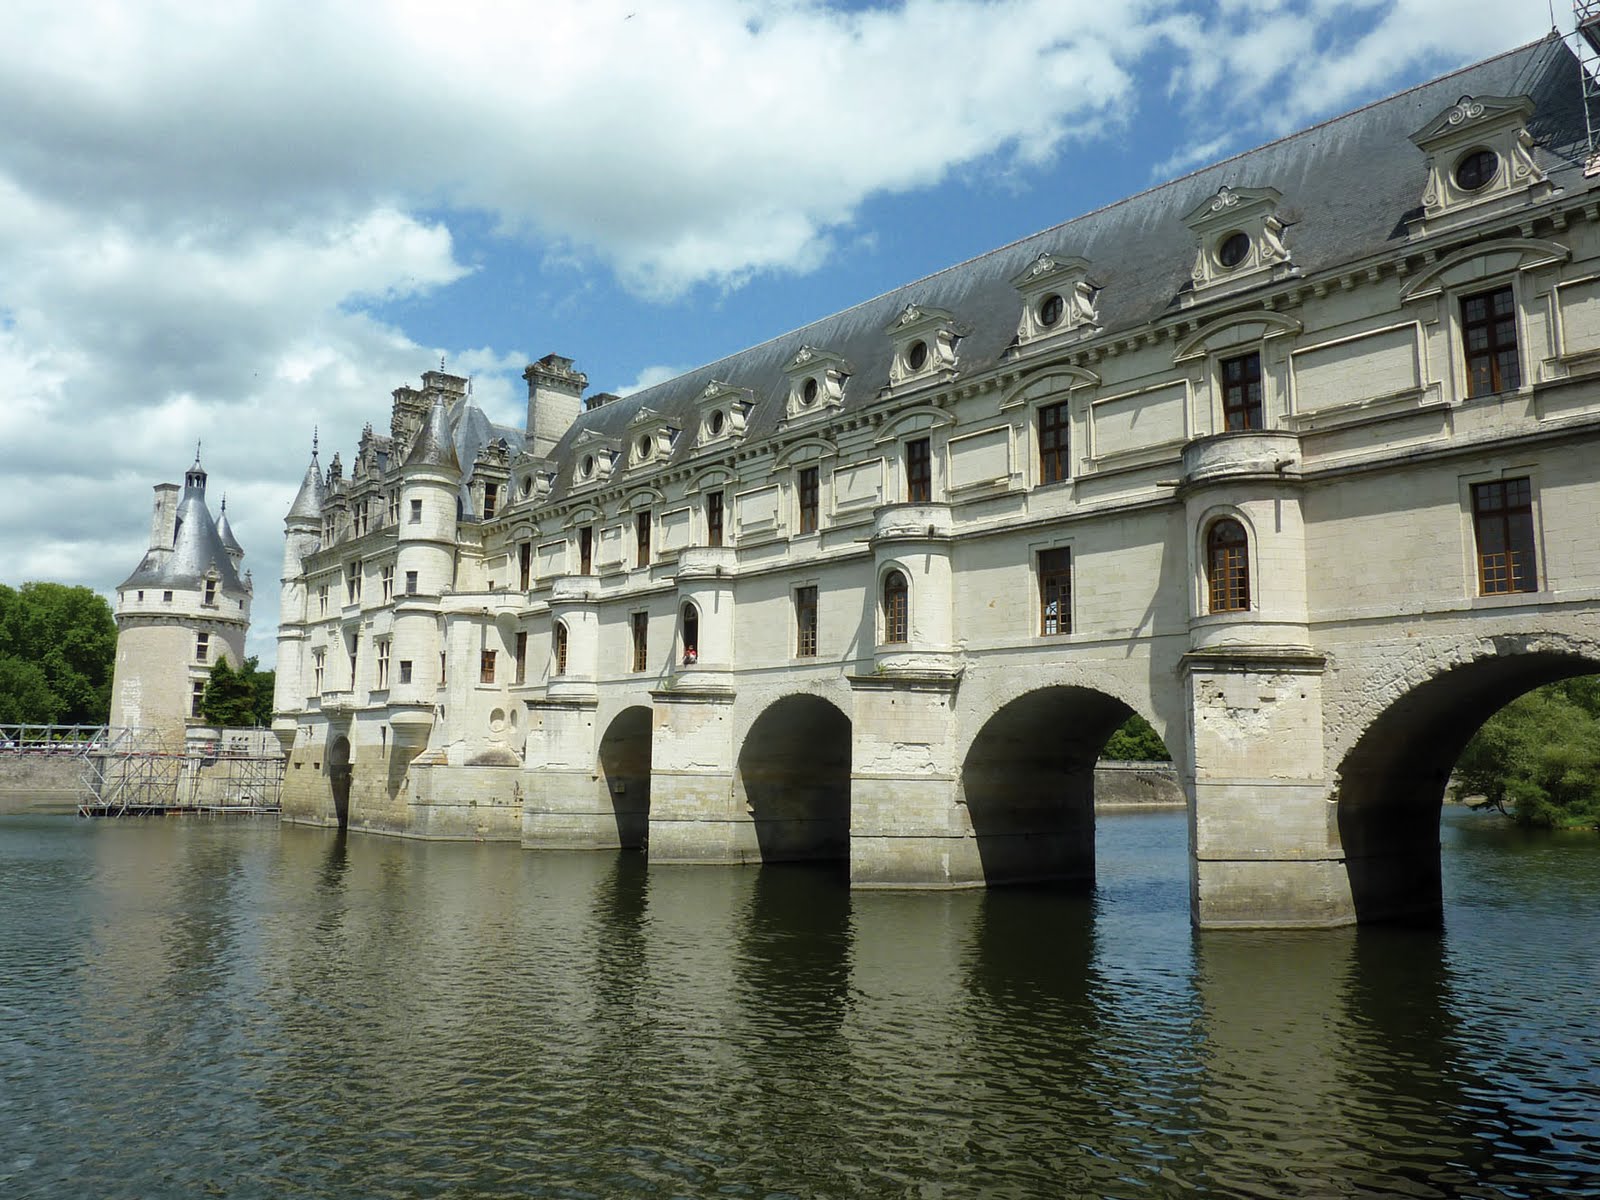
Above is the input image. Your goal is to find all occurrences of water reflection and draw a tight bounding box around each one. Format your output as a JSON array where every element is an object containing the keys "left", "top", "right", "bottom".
[{"left": 0, "top": 810, "right": 1596, "bottom": 1199}]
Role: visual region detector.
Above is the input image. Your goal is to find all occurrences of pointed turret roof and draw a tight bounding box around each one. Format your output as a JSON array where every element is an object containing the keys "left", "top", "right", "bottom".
[
  {"left": 285, "top": 451, "right": 325, "bottom": 523},
  {"left": 404, "top": 395, "right": 461, "bottom": 472},
  {"left": 119, "top": 457, "right": 246, "bottom": 593},
  {"left": 217, "top": 496, "right": 244, "bottom": 556}
]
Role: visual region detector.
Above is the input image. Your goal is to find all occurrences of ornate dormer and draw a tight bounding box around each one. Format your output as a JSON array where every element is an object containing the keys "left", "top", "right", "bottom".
[
  {"left": 1010, "top": 252, "right": 1099, "bottom": 351},
  {"left": 511, "top": 448, "right": 554, "bottom": 505},
  {"left": 1180, "top": 185, "right": 1295, "bottom": 305},
  {"left": 781, "top": 345, "right": 852, "bottom": 424},
  {"left": 470, "top": 438, "right": 512, "bottom": 520},
  {"left": 570, "top": 429, "right": 620, "bottom": 488},
  {"left": 693, "top": 380, "right": 754, "bottom": 448},
  {"left": 626, "top": 406, "right": 680, "bottom": 470},
  {"left": 886, "top": 304, "right": 963, "bottom": 390},
  {"left": 1408, "top": 94, "right": 1551, "bottom": 238}
]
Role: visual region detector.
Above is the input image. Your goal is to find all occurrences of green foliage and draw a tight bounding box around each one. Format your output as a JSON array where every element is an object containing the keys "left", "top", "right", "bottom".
[
  {"left": 199, "top": 655, "right": 275, "bottom": 728},
  {"left": 1454, "top": 677, "right": 1600, "bottom": 830},
  {"left": 1100, "top": 713, "right": 1171, "bottom": 762},
  {"left": 0, "top": 582, "right": 118, "bottom": 723}
]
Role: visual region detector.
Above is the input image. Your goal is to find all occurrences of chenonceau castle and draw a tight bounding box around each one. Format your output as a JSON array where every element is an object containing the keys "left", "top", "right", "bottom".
[{"left": 272, "top": 35, "right": 1600, "bottom": 928}]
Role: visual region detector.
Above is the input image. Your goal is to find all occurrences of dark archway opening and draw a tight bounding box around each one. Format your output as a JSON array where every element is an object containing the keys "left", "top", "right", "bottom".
[
  {"left": 961, "top": 687, "right": 1143, "bottom": 888},
  {"left": 1336, "top": 647, "right": 1600, "bottom": 924},
  {"left": 736, "top": 694, "right": 851, "bottom": 864},
  {"left": 598, "top": 706, "right": 653, "bottom": 850},
  {"left": 327, "top": 735, "right": 352, "bottom": 829}
]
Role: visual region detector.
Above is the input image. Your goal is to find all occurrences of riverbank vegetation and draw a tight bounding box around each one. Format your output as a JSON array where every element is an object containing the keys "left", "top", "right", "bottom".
[
  {"left": 1454, "top": 677, "right": 1600, "bottom": 831},
  {"left": 1101, "top": 714, "right": 1171, "bottom": 762},
  {"left": 0, "top": 583, "right": 116, "bottom": 725}
]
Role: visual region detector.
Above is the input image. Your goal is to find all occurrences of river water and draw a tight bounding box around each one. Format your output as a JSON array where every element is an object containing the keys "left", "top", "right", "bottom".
[{"left": 1, "top": 808, "right": 1596, "bottom": 1199}]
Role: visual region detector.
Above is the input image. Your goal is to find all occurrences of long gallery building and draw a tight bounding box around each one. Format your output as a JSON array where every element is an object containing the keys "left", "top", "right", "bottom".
[{"left": 274, "top": 35, "right": 1600, "bottom": 927}]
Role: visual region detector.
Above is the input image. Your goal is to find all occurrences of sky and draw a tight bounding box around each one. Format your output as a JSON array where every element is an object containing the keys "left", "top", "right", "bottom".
[{"left": 0, "top": 0, "right": 1565, "bottom": 665}]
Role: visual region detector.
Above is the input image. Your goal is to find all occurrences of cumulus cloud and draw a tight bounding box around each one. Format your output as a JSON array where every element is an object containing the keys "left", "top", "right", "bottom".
[{"left": 0, "top": 0, "right": 1565, "bottom": 664}]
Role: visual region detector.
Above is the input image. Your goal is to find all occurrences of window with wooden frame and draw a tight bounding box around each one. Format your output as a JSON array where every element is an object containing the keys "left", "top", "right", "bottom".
[
  {"left": 795, "top": 586, "right": 818, "bottom": 657},
  {"left": 399, "top": 659, "right": 413, "bottom": 685},
  {"left": 636, "top": 510, "right": 651, "bottom": 567},
  {"left": 707, "top": 490, "right": 724, "bottom": 548},
  {"left": 1471, "top": 477, "right": 1537, "bottom": 594},
  {"left": 1462, "top": 285, "right": 1521, "bottom": 397},
  {"left": 1039, "top": 401, "right": 1070, "bottom": 484},
  {"left": 1206, "top": 519, "right": 1251, "bottom": 613},
  {"left": 410, "top": 498, "right": 422, "bottom": 524},
  {"left": 579, "top": 526, "right": 593, "bottom": 575},
  {"left": 1038, "top": 547, "right": 1072, "bottom": 635},
  {"left": 1220, "top": 352, "right": 1262, "bottom": 431},
  {"left": 405, "top": 570, "right": 418, "bottom": 595},
  {"left": 313, "top": 649, "right": 326, "bottom": 693},
  {"left": 480, "top": 650, "right": 496, "bottom": 685},
  {"left": 381, "top": 565, "right": 394, "bottom": 603},
  {"left": 882, "top": 570, "right": 909, "bottom": 644},
  {"left": 519, "top": 542, "right": 532, "bottom": 590},
  {"left": 195, "top": 632, "right": 209, "bottom": 662},
  {"left": 203, "top": 578, "right": 217, "bottom": 606},
  {"left": 798, "top": 466, "right": 819, "bottom": 534},
  {"left": 376, "top": 638, "right": 390, "bottom": 689},
  {"left": 192, "top": 680, "right": 205, "bottom": 717},
  {"left": 514, "top": 631, "right": 528, "bottom": 683},
  {"left": 905, "top": 438, "right": 932, "bottom": 502},
  {"left": 553, "top": 621, "right": 569, "bottom": 676},
  {"left": 483, "top": 482, "right": 498, "bottom": 520},
  {"left": 631, "top": 612, "right": 649, "bottom": 672}
]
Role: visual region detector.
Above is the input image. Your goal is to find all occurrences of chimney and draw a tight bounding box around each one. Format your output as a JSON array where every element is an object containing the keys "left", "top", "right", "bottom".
[
  {"left": 523, "top": 354, "right": 587, "bottom": 459},
  {"left": 148, "top": 483, "right": 180, "bottom": 551}
]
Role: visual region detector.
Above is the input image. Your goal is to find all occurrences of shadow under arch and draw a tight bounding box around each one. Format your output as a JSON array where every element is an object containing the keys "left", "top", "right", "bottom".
[
  {"left": 736, "top": 693, "right": 851, "bottom": 864},
  {"left": 326, "top": 735, "right": 352, "bottom": 829},
  {"left": 597, "top": 705, "right": 652, "bottom": 850},
  {"left": 961, "top": 685, "right": 1144, "bottom": 887},
  {"left": 1336, "top": 643, "right": 1600, "bottom": 924}
]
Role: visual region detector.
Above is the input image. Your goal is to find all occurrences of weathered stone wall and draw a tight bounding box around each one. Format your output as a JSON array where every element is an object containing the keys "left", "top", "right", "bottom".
[
  {"left": 1093, "top": 762, "right": 1184, "bottom": 809},
  {"left": 0, "top": 755, "right": 83, "bottom": 813}
]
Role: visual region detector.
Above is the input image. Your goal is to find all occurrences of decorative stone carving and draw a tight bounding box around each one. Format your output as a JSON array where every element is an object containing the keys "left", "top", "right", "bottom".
[
  {"left": 1408, "top": 93, "right": 1550, "bottom": 237},
  {"left": 885, "top": 304, "right": 964, "bottom": 390},
  {"left": 625, "top": 406, "right": 680, "bottom": 470},
  {"left": 1180, "top": 185, "right": 1296, "bottom": 305},
  {"left": 693, "top": 381, "right": 754, "bottom": 447},
  {"left": 1009, "top": 252, "right": 1100, "bottom": 350},
  {"left": 781, "top": 345, "right": 852, "bottom": 424}
]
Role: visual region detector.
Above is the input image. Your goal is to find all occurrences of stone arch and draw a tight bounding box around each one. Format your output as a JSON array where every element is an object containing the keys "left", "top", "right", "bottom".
[
  {"left": 960, "top": 685, "right": 1155, "bottom": 887},
  {"left": 597, "top": 705, "right": 653, "bottom": 850},
  {"left": 326, "top": 734, "right": 352, "bottom": 829},
  {"left": 1333, "top": 632, "right": 1600, "bottom": 923},
  {"left": 735, "top": 693, "right": 852, "bottom": 864}
]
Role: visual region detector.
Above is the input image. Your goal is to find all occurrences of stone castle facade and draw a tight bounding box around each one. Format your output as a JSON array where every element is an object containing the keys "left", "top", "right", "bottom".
[
  {"left": 273, "top": 36, "right": 1600, "bottom": 927},
  {"left": 110, "top": 455, "right": 252, "bottom": 747}
]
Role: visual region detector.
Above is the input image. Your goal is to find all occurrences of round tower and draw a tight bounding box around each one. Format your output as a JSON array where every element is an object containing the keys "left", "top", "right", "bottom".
[
  {"left": 109, "top": 452, "right": 253, "bottom": 748},
  {"left": 271, "top": 442, "right": 325, "bottom": 754}
]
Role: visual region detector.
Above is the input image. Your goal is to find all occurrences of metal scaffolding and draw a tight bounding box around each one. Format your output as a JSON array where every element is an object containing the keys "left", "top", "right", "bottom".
[
  {"left": 1576, "top": 2, "right": 1600, "bottom": 173},
  {"left": 77, "top": 726, "right": 283, "bottom": 817}
]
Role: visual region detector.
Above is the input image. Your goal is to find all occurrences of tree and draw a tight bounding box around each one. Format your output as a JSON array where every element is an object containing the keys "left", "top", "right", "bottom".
[
  {"left": 1100, "top": 713, "right": 1171, "bottom": 762},
  {"left": 0, "top": 582, "right": 118, "bottom": 724},
  {"left": 1454, "top": 677, "right": 1600, "bottom": 830},
  {"left": 198, "top": 655, "right": 276, "bottom": 728}
]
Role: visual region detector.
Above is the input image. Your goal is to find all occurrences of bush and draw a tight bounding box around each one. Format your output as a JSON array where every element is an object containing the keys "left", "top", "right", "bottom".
[{"left": 1454, "top": 677, "right": 1600, "bottom": 830}]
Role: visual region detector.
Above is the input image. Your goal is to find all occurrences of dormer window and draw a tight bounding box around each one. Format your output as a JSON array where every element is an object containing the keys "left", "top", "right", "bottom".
[
  {"left": 886, "top": 305, "right": 962, "bottom": 390},
  {"left": 1408, "top": 94, "right": 1550, "bottom": 237},
  {"left": 627, "top": 407, "right": 678, "bottom": 469},
  {"left": 781, "top": 346, "right": 851, "bottom": 424},
  {"left": 1180, "top": 186, "right": 1295, "bottom": 304},
  {"left": 570, "top": 431, "right": 619, "bottom": 486},
  {"left": 1011, "top": 254, "right": 1098, "bottom": 351},
  {"left": 694, "top": 381, "right": 754, "bottom": 446}
]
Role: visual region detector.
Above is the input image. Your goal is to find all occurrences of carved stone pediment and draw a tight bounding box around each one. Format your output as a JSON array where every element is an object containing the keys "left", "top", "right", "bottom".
[
  {"left": 1408, "top": 93, "right": 1549, "bottom": 236},
  {"left": 885, "top": 304, "right": 964, "bottom": 390},
  {"left": 1010, "top": 252, "right": 1100, "bottom": 349},
  {"left": 1179, "top": 185, "right": 1296, "bottom": 305},
  {"left": 782, "top": 345, "right": 853, "bottom": 424},
  {"left": 694, "top": 381, "right": 754, "bottom": 447},
  {"left": 625, "top": 406, "right": 679, "bottom": 469},
  {"left": 569, "top": 429, "right": 619, "bottom": 487}
]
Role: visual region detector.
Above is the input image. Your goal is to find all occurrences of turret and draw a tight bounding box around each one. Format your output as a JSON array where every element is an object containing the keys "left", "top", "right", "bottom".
[
  {"left": 217, "top": 497, "right": 245, "bottom": 572},
  {"left": 272, "top": 442, "right": 325, "bottom": 751}
]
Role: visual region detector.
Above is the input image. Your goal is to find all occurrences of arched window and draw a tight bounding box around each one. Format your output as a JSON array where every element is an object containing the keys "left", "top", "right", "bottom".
[
  {"left": 553, "top": 620, "right": 569, "bottom": 676},
  {"left": 882, "top": 570, "right": 909, "bottom": 644},
  {"left": 1206, "top": 519, "right": 1250, "bottom": 613},
  {"left": 680, "top": 602, "right": 699, "bottom": 665}
]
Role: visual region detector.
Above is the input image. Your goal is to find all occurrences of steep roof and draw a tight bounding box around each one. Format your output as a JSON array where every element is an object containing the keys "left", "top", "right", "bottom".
[
  {"left": 120, "top": 479, "right": 246, "bottom": 593},
  {"left": 285, "top": 455, "right": 325, "bottom": 523},
  {"left": 404, "top": 396, "right": 463, "bottom": 472},
  {"left": 537, "top": 34, "right": 1585, "bottom": 502},
  {"left": 216, "top": 501, "right": 244, "bottom": 556}
]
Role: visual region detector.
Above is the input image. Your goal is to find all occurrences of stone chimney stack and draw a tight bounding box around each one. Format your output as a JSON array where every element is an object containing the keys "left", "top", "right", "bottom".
[
  {"left": 148, "top": 483, "right": 180, "bottom": 551},
  {"left": 523, "top": 354, "right": 587, "bottom": 459}
]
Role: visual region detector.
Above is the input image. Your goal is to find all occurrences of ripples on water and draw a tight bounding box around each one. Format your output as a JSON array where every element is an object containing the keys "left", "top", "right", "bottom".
[{"left": 1, "top": 808, "right": 1596, "bottom": 1199}]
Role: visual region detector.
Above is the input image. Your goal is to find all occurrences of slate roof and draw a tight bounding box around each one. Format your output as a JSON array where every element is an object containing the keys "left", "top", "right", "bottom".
[
  {"left": 524, "top": 34, "right": 1584, "bottom": 505},
  {"left": 121, "top": 478, "right": 247, "bottom": 594},
  {"left": 286, "top": 455, "right": 325, "bottom": 522}
]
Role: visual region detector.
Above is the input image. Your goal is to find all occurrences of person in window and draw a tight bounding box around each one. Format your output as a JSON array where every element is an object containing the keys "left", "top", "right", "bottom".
[{"left": 682, "top": 646, "right": 698, "bottom": 666}]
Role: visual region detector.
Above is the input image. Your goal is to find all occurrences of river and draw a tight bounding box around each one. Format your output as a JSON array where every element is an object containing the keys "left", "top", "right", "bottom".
[{"left": 1, "top": 807, "right": 1596, "bottom": 1199}]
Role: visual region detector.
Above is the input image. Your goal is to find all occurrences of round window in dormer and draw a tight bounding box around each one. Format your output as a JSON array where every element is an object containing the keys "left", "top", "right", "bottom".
[
  {"left": 708, "top": 410, "right": 726, "bottom": 436},
  {"left": 906, "top": 340, "right": 929, "bottom": 371},
  {"left": 1216, "top": 231, "right": 1250, "bottom": 269},
  {"left": 1038, "top": 293, "right": 1065, "bottom": 328},
  {"left": 801, "top": 377, "right": 819, "bottom": 405},
  {"left": 520, "top": 474, "right": 534, "bottom": 498},
  {"left": 637, "top": 435, "right": 653, "bottom": 460},
  {"left": 581, "top": 454, "right": 595, "bottom": 478},
  {"left": 1454, "top": 148, "right": 1499, "bottom": 192}
]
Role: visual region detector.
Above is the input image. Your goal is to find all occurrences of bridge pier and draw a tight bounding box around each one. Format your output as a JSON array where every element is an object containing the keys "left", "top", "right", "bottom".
[
  {"left": 646, "top": 687, "right": 757, "bottom": 864},
  {"left": 1184, "top": 647, "right": 1354, "bottom": 928}
]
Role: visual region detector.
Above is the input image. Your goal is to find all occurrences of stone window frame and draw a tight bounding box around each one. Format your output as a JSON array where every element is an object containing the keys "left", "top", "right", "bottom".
[
  {"left": 679, "top": 602, "right": 700, "bottom": 665},
  {"left": 879, "top": 563, "right": 911, "bottom": 646},
  {"left": 781, "top": 345, "right": 852, "bottom": 425},
  {"left": 796, "top": 465, "right": 820, "bottom": 534},
  {"left": 553, "top": 620, "right": 570, "bottom": 676},
  {"left": 1037, "top": 398, "right": 1071, "bottom": 484},
  {"left": 1174, "top": 312, "right": 1301, "bottom": 437},
  {"left": 480, "top": 649, "right": 497, "bottom": 685},
  {"left": 794, "top": 583, "right": 819, "bottom": 658},
  {"left": 1458, "top": 465, "right": 1544, "bottom": 602},
  {"left": 195, "top": 631, "right": 210, "bottom": 663},
  {"left": 884, "top": 303, "right": 965, "bottom": 393},
  {"left": 1035, "top": 543, "right": 1073, "bottom": 637},
  {"left": 693, "top": 381, "right": 754, "bottom": 448},
  {"left": 1204, "top": 516, "right": 1252, "bottom": 614},
  {"left": 630, "top": 611, "right": 650, "bottom": 673},
  {"left": 773, "top": 438, "right": 837, "bottom": 537},
  {"left": 375, "top": 638, "right": 391, "bottom": 690}
]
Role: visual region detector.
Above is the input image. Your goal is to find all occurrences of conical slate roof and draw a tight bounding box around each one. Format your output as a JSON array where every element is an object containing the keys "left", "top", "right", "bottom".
[
  {"left": 285, "top": 454, "right": 324, "bottom": 522},
  {"left": 120, "top": 471, "right": 246, "bottom": 593},
  {"left": 217, "top": 499, "right": 244, "bottom": 556},
  {"left": 404, "top": 396, "right": 461, "bottom": 472}
]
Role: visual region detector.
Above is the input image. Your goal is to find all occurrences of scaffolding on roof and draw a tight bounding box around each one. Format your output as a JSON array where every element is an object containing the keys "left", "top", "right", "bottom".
[{"left": 1576, "top": 1, "right": 1600, "bottom": 173}]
